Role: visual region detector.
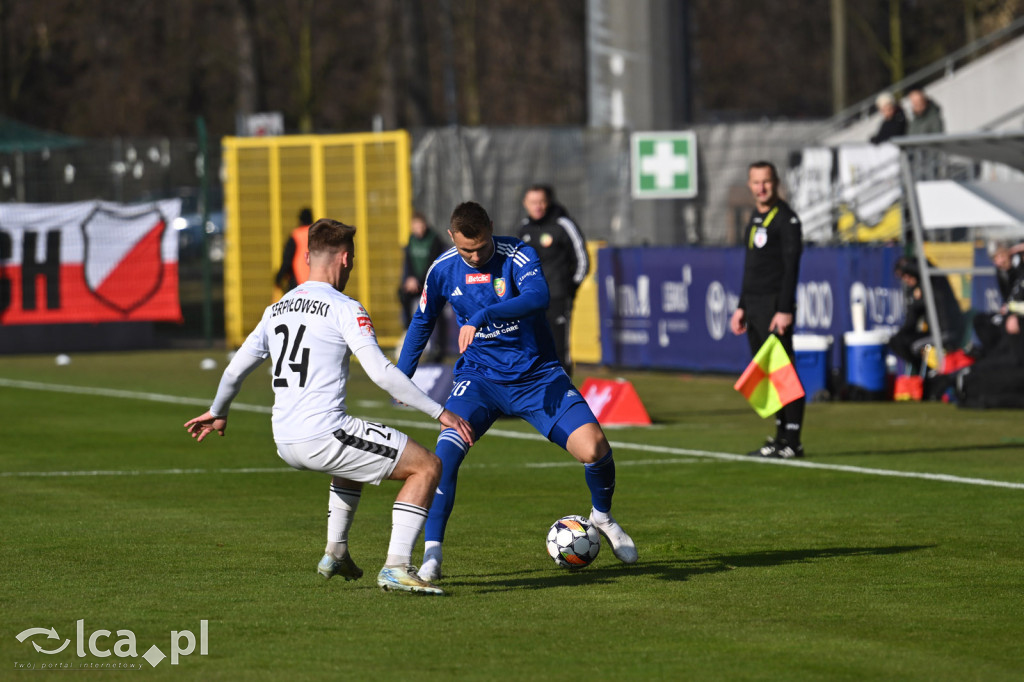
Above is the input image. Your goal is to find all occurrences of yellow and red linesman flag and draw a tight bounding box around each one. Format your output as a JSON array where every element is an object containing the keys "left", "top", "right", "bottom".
[{"left": 733, "top": 335, "right": 805, "bottom": 418}]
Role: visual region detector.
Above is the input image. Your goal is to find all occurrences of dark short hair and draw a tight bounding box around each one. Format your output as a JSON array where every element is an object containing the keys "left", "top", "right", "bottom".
[
  {"left": 894, "top": 256, "right": 920, "bottom": 279},
  {"left": 449, "top": 202, "right": 492, "bottom": 239},
  {"left": 748, "top": 161, "right": 779, "bottom": 182},
  {"left": 298, "top": 207, "right": 314, "bottom": 225},
  {"left": 524, "top": 184, "right": 554, "bottom": 201},
  {"left": 308, "top": 218, "right": 356, "bottom": 253}
]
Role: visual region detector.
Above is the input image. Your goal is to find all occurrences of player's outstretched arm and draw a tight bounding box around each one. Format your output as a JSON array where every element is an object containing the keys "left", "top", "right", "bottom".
[
  {"left": 439, "top": 409, "right": 475, "bottom": 446},
  {"left": 187, "top": 346, "right": 266, "bottom": 444},
  {"left": 397, "top": 270, "right": 445, "bottom": 378},
  {"left": 354, "top": 341, "right": 449, "bottom": 419},
  {"left": 184, "top": 411, "right": 228, "bottom": 443}
]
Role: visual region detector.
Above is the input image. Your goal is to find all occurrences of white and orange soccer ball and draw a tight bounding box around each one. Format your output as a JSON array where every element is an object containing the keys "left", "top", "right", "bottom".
[{"left": 546, "top": 515, "right": 601, "bottom": 569}]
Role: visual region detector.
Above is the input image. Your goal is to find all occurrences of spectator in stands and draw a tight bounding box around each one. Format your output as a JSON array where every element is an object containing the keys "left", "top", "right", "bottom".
[
  {"left": 887, "top": 256, "right": 965, "bottom": 377},
  {"left": 906, "top": 88, "right": 944, "bottom": 135},
  {"left": 869, "top": 92, "right": 907, "bottom": 144},
  {"left": 905, "top": 88, "right": 946, "bottom": 179},
  {"left": 971, "top": 242, "right": 1024, "bottom": 359},
  {"left": 275, "top": 207, "right": 314, "bottom": 291}
]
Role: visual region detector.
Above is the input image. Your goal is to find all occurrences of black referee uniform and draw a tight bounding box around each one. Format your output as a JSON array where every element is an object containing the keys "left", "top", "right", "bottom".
[{"left": 738, "top": 198, "right": 805, "bottom": 454}]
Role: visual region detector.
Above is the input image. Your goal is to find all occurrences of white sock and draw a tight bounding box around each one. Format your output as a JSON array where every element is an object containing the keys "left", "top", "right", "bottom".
[
  {"left": 591, "top": 508, "right": 611, "bottom": 525},
  {"left": 386, "top": 502, "right": 429, "bottom": 566},
  {"left": 326, "top": 484, "right": 361, "bottom": 559},
  {"left": 423, "top": 540, "right": 443, "bottom": 566}
]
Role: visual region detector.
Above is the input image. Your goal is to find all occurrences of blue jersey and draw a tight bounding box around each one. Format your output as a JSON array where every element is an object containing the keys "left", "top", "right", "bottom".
[{"left": 397, "top": 235, "right": 561, "bottom": 382}]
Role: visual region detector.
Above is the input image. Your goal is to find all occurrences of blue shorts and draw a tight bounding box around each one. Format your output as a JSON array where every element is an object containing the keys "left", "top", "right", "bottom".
[{"left": 445, "top": 365, "right": 597, "bottom": 446}]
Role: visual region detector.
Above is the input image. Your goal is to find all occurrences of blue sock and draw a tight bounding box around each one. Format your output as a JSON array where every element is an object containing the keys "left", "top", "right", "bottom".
[
  {"left": 584, "top": 451, "right": 616, "bottom": 513},
  {"left": 423, "top": 428, "right": 469, "bottom": 543}
]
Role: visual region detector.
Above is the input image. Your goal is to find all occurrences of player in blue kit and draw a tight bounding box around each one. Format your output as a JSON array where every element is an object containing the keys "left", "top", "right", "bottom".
[{"left": 398, "top": 201, "right": 637, "bottom": 581}]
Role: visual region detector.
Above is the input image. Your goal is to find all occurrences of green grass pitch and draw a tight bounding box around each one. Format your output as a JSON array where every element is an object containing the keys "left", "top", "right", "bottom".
[{"left": 1, "top": 349, "right": 1023, "bottom": 680}]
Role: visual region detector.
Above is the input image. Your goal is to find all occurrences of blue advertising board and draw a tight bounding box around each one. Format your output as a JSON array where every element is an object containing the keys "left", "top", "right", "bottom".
[
  {"left": 971, "top": 247, "right": 1000, "bottom": 313},
  {"left": 598, "top": 245, "right": 905, "bottom": 373}
]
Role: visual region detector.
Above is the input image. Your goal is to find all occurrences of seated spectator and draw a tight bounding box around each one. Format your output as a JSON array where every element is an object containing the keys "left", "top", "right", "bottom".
[
  {"left": 887, "top": 256, "right": 964, "bottom": 376},
  {"left": 971, "top": 242, "right": 1024, "bottom": 359},
  {"left": 951, "top": 309, "right": 1024, "bottom": 408},
  {"left": 870, "top": 92, "right": 907, "bottom": 144}
]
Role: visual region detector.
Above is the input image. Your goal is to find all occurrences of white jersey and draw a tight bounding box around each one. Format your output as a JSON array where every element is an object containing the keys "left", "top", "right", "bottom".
[{"left": 223, "top": 281, "right": 441, "bottom": 444}]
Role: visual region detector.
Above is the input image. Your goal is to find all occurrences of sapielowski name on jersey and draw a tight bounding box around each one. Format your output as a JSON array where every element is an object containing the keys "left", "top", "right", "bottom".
[{"left": 271, "top": 297, "right": 331, "bottom": 318}]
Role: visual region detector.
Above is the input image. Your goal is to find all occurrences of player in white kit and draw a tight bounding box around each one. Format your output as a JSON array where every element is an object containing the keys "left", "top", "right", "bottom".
[{"left": 184, "top": 218, "right": 474, "bottom": 596}]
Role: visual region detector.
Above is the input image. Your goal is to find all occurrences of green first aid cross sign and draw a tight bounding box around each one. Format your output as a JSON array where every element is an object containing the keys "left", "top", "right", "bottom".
[{"left": 631, "top": 131, "right": 699, "bottom": 199}]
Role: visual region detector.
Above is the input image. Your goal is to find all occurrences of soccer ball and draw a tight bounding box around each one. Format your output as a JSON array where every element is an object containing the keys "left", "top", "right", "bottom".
[{"left": 546, "top": 515, "right": 600, "bottom": 569}]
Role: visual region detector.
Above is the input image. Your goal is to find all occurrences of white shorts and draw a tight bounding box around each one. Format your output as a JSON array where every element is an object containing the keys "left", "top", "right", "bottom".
[{"left": 275, "top": 414, "right": 410, "bottom": 485}]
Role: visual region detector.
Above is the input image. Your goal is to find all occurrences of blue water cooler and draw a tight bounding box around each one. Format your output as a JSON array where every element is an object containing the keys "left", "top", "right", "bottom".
[
  {"left": 792, "top": 334, "right": 831, "bottom": 400},
  {"left": 844, "top": 330, "right": 889, "bottom": 393}
]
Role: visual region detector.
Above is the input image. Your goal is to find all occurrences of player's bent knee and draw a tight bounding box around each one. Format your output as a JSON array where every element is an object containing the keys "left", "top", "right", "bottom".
[
  {"left": 389, "top": 439, "right": 437, "bottom": 482},
  {"left": 566, "top": 424, "right": 610, "bottom": 464},
  {"left": 422, "top": 451, "right": 442, "bottom": 484}
]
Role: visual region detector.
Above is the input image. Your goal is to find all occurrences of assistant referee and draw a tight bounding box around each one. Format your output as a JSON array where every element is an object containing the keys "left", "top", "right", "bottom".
[{"left": 729, "top": 161, "right": 806, "bottom": 459}]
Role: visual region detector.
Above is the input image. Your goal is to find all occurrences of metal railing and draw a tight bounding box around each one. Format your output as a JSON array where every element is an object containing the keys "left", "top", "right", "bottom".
[{"left": 813, "top": 14, "right": 1024, "bottom": 142}]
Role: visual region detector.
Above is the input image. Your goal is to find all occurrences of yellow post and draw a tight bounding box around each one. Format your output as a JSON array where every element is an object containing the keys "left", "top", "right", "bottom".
[
  {"left": 268, "top": 143, "right": 283, "bottom": 300},
  {"left": 311, "top": 138, "right": 326, "bottom": 225},
  {"left": 570, "top": 241, "right": 604, "bottom": 365},
  {"left": 222, "top": 142, "right": 245, "bottom": 347},
  {"left": 352, "top": 140, "right": 371, "bottom": 309}
]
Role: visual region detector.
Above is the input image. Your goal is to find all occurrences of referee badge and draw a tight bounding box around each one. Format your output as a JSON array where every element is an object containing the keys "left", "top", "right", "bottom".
[
  {"left": 753, "top": 227, "right": 768, "bottom": 249},
  {"left": 493, "top": 277, "right": 507, "bottom": 297}
]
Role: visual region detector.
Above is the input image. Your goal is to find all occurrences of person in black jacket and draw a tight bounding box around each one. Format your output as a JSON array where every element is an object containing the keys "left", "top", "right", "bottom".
[
  {"left": 869, "top": 92, "right": 907, "bottom": 144},
  {"left": 971, "top": 243, "right": 1024, "bottom": 359},
  {"left": 517, "top": 185, "right": 590, "bottom": 377},
  {"left": 888, "top": 256, "right": 965, "bottom": 375},
  {"left": 729, "top": 161, "right": 805, "bottom": 459}
]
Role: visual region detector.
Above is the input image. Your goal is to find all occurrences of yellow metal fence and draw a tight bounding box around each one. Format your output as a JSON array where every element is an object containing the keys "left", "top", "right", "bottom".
[{"left": 222, "top": 131, "right": 412, "bottom": 347}]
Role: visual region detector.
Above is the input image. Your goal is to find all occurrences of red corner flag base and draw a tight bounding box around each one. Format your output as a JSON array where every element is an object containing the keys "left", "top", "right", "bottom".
[
  {"left": 580, "top": 378, "right": 652, "bottom": 426},
  {"left": 733, "top": 335, "right": 805, "bottom": 418}
]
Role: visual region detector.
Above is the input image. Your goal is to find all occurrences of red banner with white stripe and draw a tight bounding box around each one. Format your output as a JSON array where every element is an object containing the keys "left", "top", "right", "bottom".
[{"left": 0, "top": 200, "right": 182, "bottom": 325}]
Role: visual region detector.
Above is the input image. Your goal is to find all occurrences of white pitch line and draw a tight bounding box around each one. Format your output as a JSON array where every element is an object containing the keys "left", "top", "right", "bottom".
[
  {"left": 0, "top": 467, "right": 295, "bottom": 478},
  {"left": 2, "top": 377, "right": 1023, "bottom": 491}
]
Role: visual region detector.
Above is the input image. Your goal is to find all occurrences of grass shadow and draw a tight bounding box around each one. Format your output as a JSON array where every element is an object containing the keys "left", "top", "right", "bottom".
[
  {"left": 451, "top": 544, "right": 935, "bottom": 593},
  {"left": 828, "top": 443, "right": 1022, "bottom": 457}
]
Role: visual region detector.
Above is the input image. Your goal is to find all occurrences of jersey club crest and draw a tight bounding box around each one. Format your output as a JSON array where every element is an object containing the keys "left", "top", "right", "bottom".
[
  {"left": 493, "top": 277, "right": 507, "bottom": 297},
  {"left": 81, "top": 205, "right": 168, "bottom": 314},
  {"left": 752, "top": 227, "right": 768, "bottom": 249}
]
